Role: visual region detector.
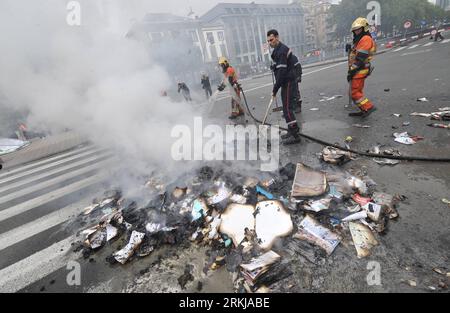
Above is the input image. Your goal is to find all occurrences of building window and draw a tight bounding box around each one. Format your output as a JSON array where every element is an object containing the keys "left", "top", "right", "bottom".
[
  {"left": 206, "top": 32, "right": 215, "bottom": 44},
  {"left": 218, "top": 31, "right": 225, "bottom": 42},
  {"left": 189, "top": 30, "right": 199, "bottom": 42}
]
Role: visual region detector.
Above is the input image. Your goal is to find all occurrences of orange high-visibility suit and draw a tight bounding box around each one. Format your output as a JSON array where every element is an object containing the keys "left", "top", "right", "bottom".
[{"left": 348, "top": 34, "right": 377, "bottom": 112}]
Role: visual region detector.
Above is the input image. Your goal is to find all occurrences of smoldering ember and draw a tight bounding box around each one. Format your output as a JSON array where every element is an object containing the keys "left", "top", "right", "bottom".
[{"left": 0, "top": 0, "right": 449, "bottom": 296}]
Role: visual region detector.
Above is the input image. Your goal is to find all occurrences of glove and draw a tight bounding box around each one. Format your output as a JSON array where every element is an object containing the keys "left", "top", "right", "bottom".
[
  {"left": 270, "top": 64, "right": 276, "bottom": 72},
  {"left": 217, "top": 84, "right": 225, "bottom": 92},
  {"left": 347, "top": 68, "right": 358, "bottom": 82}
]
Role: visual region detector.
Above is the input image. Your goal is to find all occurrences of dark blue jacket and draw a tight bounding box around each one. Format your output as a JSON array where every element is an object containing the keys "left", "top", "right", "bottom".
[{"left": 271, "top": 42, "right": 296, "bottom": 95}]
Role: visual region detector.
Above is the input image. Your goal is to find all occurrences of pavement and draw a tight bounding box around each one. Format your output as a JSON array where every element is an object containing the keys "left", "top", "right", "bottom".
[
  {"left": 0, "top": 33, "right": 449, "bottom": 293},
  {"left": 1, "top": 131, "right": 88, "bottom": 170}
]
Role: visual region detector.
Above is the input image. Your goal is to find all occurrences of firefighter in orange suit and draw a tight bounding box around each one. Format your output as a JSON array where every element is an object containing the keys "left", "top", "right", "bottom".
[
  {"left": 347, "top": 17, "right": 377, "bottom": 117},
  {"left": 217, "top": 57, "right": 245, "bottom": 119}
]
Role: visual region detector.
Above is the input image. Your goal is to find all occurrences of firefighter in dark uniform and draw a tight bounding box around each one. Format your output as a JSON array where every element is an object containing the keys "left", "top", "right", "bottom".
[
  {"left": 288, "top": 49, "right": 303, "bottom": 113},
  {"left": 267, "top": 29, "right": 300, "bottom": 145}
]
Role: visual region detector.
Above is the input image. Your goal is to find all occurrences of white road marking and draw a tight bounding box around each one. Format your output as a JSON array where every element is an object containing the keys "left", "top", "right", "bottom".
[
  {"left": 401, "top": 49, "right": 433, "bottom": 57},
  {"left": 0, "top": 172, "right": 109, "bottom": 222},
  {"left": 0, "top": 149, "right": 107, "bottom": 185},
  {"left": 393, "top": 47, "right": 407, "bottom": 52},
  {"left": 0, "top": 159, "right": 113, "bottom": 205},
  {"left": 423, "top": 42, "right": 434, "bottom": 47},
  {"left": 0, "top": 198, "right": 93, "bottom": 251},
  {"left": 441, "top": 39, "right": 450, "bottom": 44},
  {"left": 407, "top": 44, "right": 420, "bottom": 50},
  {"left": 0, "top": 145, "right": 97, "bottom": 179},
  {"left": 0, "top": 237, "right": 79, "bottom": 293}
]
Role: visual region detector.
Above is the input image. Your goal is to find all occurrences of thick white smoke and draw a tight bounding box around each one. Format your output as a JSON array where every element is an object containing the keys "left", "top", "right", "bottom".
[{"left": 0, "top": 0, "right": 203, "bottom": 197}]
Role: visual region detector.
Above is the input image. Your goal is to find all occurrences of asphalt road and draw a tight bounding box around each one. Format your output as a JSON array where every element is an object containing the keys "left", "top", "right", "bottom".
[{"left": 1, "top": 34, "right": 449, "bottom": 293}]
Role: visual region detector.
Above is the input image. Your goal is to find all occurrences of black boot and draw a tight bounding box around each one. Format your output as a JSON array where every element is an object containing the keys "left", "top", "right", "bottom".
[
  {"left": 361, "top": 107, "right": 377, "bottom": 118},
  {"left": 281, "top": 132, "right": 291, "bottom": 140},
  {"left": 282, "top": 128, "right": 301, "bottom": 145}
]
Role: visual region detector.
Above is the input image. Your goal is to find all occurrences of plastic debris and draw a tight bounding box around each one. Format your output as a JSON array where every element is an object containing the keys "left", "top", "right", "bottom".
[
  {"left": 112, "top": 231, "right": 145, "bottom": 264},
  {"left": 346, "top": 177, "right": 368, "bottom": 195},
  {"left": 352, "top": 124, "right": 371, "bottom": 128},
  {"left": 372, "top": 192, "right": 399, "bottom": 219},
  {"left": 407, "top": 280, "right": 417, "bottom": 287},
  {"left": 393, "top": 132, "right": 424, "bottom": 145},
  {"left": 433, "top": 268, "right": 447, "bottom": 276},
  {"left": 417, "top": 97, "right": 429, "bottom": 102},
  {"left": 321, "top": 146, "right": 353, "bottom": 165},
  {"left": 402, "top": 122, "right": 410, "bottom": 126},
  {"left": 328, "top": 185, "right": 344, "bottom": 200},
  {"left": 392, "top": 114, "right": 402, "bottom": 117},
  {"left": 191, "top": 198, "right": 209, "bottom": 221},
  {"left": 349, "top": 222, "right": 378, "bottom": 258},
  {"left": 345, "top": 136, "right": 353, "bottom": 143},
  {"left": 207, "top": 184, "right": 231, "bottom": 205},
  {"left": 294, "top": 215, "right": 341, "bottom": 256},
  {"left": 291, "top": 163, "right": 327, "bottom": 198},
  {"left": 310, "top": 108, "right": 320, "bottom": 111},
  {"left": 363, "top": 202, "right": 382, "bottom": 222},
  {"left": 442, "top": 198, "right": 450, "bottom": 207},
  {"left": 410, "top": 110, "right": 450, "bottom": 120},
  {"left": 384, "top": 89, "right": 390, "bottom": 92},
  {"left": 302, "top": 198, "right": 332, "bottom": 213},
  {"left": 256, "top": 185, "right": 275, "bottom": 200},
  {"left": 230, "top": 194, "right": 247, "bottom": 204},
  {"left": 341, "top": 211, "right": 368, "bottom": 222},
  {"left": 352, "top": 194, "right": 372, "bottom": 207},
  {"left": 219, "top": 204, "right": 255, "bottom": 247},
  {"left": 373, "top": 158, "right": 400, "bottom": 166},
  {"left": 240, "top": 251, "right": 281, "bottom": 287},
  {"left": 255, "top": 201, "right": 293, "bottom": 250},
  {"left": 427, "top": 123, "right": 450, "bottom": 129}
]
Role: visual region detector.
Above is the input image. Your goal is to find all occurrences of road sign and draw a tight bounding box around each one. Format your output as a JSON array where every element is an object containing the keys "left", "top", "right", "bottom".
[{"left": 404, "top": 20, "right": 412, "bottom": 29}]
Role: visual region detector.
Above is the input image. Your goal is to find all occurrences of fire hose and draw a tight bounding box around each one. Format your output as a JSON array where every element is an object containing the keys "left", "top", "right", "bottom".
[{"left": 239, "top": 87, "right": 450, "bottom": 162}]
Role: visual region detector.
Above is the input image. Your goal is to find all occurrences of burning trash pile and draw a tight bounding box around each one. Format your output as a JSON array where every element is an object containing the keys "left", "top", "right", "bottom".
[{"left": 71, "top": 163, "right": 404, "bottom": 292}]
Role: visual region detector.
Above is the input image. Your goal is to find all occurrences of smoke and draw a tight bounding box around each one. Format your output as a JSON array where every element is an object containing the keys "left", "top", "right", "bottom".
[{"left": 0, "top": 0, "right": 205, "bottom": 198}]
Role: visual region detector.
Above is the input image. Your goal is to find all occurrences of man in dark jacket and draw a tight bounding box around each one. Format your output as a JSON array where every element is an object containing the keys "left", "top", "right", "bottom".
[
  {"left": 268, "top": 29, "right": 300, "bottom": 145},
  {"left": 201, "top": 72, "right": 213, "bottom": 100},
  {"left": 177, "top": 81, "right": 192, "bottom": 102}
]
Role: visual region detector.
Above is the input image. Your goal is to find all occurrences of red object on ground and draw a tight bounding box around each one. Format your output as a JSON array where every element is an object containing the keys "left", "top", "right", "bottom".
[{"left": 352, "top": 194, "right": 372, "bottom": 207}]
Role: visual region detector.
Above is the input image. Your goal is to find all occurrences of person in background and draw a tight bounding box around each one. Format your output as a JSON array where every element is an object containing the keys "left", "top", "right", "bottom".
[
  {"left": 177, "top": 81, "right": 192, "bottom": 102},
  {"left": 201, "top": 72, "right": 213, "bottom": 100}
]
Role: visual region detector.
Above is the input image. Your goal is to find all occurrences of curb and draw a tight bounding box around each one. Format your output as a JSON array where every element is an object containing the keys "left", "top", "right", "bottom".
[{"left": 0, "top": 131, "right": 88, "bottom": 170}]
